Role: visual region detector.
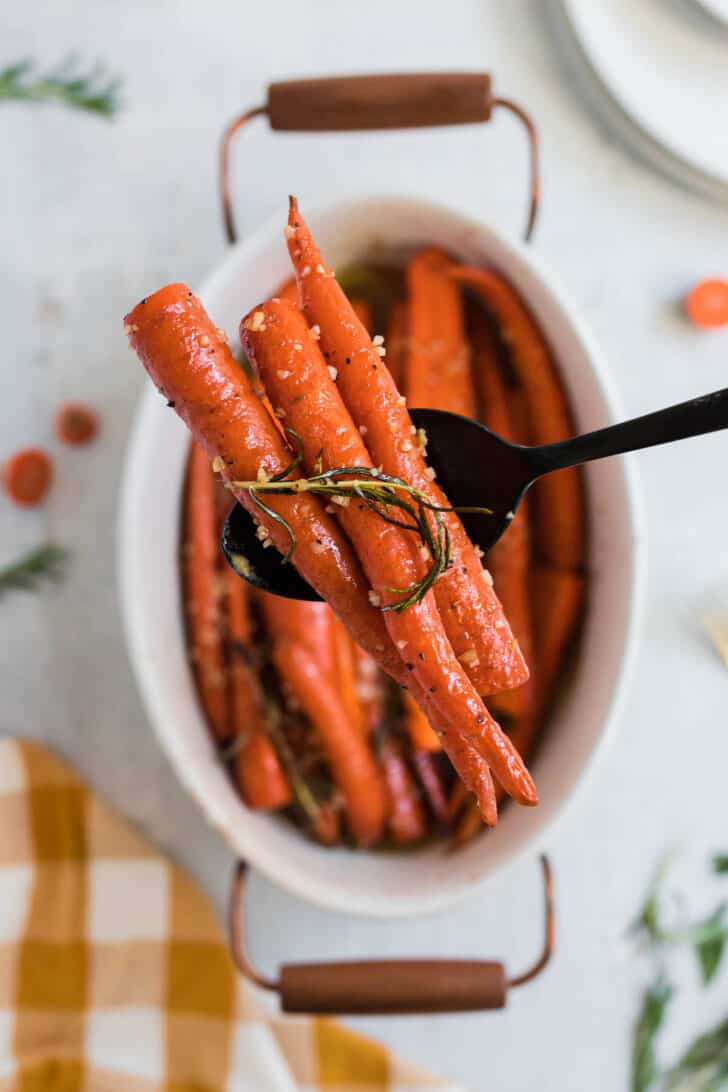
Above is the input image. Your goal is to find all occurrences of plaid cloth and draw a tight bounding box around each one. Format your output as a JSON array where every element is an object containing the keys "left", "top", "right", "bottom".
[{"left": 0, "top": 738, "right": 464, "bottom": 1092}]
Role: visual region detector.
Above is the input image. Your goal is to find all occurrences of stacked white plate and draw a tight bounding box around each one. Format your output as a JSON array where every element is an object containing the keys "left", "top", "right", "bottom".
[{"left": 551, "top": 0, "right": 728, "bottom": 201}]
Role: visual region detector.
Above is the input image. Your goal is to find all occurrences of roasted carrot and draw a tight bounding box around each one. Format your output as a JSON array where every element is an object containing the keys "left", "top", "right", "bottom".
[
  {"left": 235, "top": 732, "right": 291, "bottom": 811},
  {"left": 241, "top": 297, "right": 536, "bottom": 819},
  {"left": 379, "top": 736, "right": 427, "bottom": 844},
  {"left": 286, "top": 198, "right": 528, "bottom": 698},
  {"left": 273, "top": 639, "right": 387, "bottom": 846},
  {"left": 412, "top": 750, "right": 449, "bottom": 823},
  {"left": 3, "top": 447, "right": 53, "bottom": 507},
  {"left": 450, "top": 265, "right": 586, "bottom": 570},
  {"left": 490, "top": 568, "right": 585, "bottom": 811},
  {"left": 403, "top": 690, "right": 441, "bottom": 752},
  {"left": 469, "top": 308, "right": 533, "bottom": 722},
  {"left": 350, "top": 297, "right": 372, "bottom": 332},
  {"left": 125, "top": 284, "right": 406, "bottom": 685},
  {"left": 260, "top": 596, "right": 365, "bottom": 736},
  {"left": 224, "top": 570, "right": 290, "bottom": 810},
  {"left": 184, "top": 442, "right": 229, "bottom": 742},
  {"left": 686, "top": 278, "right": 728, "bottom": 329},
  {"left": 530, "top": 566, "right": 585, "bottom": 719},
  {"left": 405, "top": 248, "right": 476, "bottom": 418},
  {"left": 257, "top": 593, "right": 337, "bottom": 680},
  {"left": 332, "top": 619, "right": 366, "bottom": 738},
  {"left": 384, "top": 299, "right": 408, "bottom": 389},
  {"left": 55, "top": 402, "right": 99, "bottom": 446}
]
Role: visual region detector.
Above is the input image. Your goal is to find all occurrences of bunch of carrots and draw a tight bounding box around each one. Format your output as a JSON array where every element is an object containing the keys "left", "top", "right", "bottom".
[{"left": 125, "top": 198, "right": 585, "bottom": 849}]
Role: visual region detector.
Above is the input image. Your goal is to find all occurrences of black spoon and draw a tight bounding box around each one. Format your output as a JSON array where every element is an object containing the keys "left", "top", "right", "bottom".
[{"left": 222, "top": 386, "right": 728, "bottom": 601}]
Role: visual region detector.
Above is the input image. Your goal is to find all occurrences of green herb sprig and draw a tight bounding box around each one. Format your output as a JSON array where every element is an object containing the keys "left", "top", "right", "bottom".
[
  {"left": 0, "top": 543, "right": 68, "bottom": 598},
  {"left": 630, "top": 851, "right": 728, "bottom": 1092},
  {"left": 633, "top": 852, "right": 728, "bottom": 986},
  {"left": 665, "top": 1016, "right": 728, "bottom": 1091},
  {"left": 632, "top": 978, "right": 673, "bottom": 1092},
  {"left": 0, "top": 58, "right": 122, "bottom": 117},
  {"left": 229, "top": 430, "right": 489, "bottom": 614}
]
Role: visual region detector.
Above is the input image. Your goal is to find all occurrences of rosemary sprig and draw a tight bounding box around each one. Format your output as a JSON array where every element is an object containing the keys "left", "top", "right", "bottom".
[
  {"left": 0, "top": 58, "right": 122, "bottom": 117},
  {"left": 632, "top": 977, "right": 673, "bottom": 1092},
  {"left": 0, "top": 543, "right": 68, "bottom": 598},
  {"left": 665, "top": 1015, "right": 728, "bottom": 1090},
  {"left": 230, "top": 439, "right": 489, "bottom": 613}
]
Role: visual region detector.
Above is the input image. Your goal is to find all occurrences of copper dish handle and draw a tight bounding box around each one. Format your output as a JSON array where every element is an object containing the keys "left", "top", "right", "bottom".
[
  {"left": 228, "top": 855, "right": 554, "bottom": 1015},
  {"left": 220, "top": 73, "right": 540, "bottom": 246}
]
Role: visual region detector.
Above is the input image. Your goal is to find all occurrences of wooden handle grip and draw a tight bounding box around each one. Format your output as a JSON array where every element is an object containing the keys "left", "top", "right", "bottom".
[
  {"left": 279, "top": 959, "right": 507, "bottom": 1014},
  {"left": 267, "top": 73, "right": 492, "bottom": 132}
]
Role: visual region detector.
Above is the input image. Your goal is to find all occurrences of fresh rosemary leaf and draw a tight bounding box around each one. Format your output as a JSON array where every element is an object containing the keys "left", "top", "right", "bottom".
[
  {"left": 0, "top": 58, "right": 122, "bottom": 117},
  {"left": 713, "top": 855, "right": 728, "bottom": 875},
  {"left": 665, "top": 1016, "right": 728, "bottom": 1091},
  {"left": 632, "top": 977, "right": 673, "bottom": 1092},
  {"left": 632, "top": 851, "right": 676, "bottom": 943},
  {"left": 0, "top": 543, "right": 68, "bottom": 598},
  {"left": 694, "top": 906, "right": 728, "bottom": 986}
]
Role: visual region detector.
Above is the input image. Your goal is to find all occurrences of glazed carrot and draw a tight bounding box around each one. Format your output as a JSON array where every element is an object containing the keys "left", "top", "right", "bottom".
[
  {"left": 350, "top": 298, "right": 372, "bottom": 332},
  {"left": 384, "top": 299, "right": 408, "bottom": 389},
  {"left": 258, "top": 594, "right": 337, "bottom": 680},
  {"left": 332, "top": 619, "right": 366, "bottom": 737},
  {"left": 125, "top": 284, "right": 404, "bottom": 684},
  {"left": 405, "top": 248, "right": 476, "bottom": 418},
  {"left": 241, "top": 297, "right": 536, "bottom": 818},
  {"left": 492, "top": 568, "right": 585, "bottom": 810},
  {"left": 379, "top": 736, "right": 427, "bottom": 844},
  {"left": 3, "top": 448, "right": 53, "bottom": 507},
  {"left": 273, "top": 639, "right": 387, "bottom": 846},
  {"left": 286, "top": 198, "right": 527, "bottom": 697},
  {"left": 184, "top": 442, "right": 229, "bottom": 742},
  {"left": 450, "top": 265, "right": 586, "bottom": 570},
  {"left": 530, "top": 566, "right": 585, "bottom": 718},
  {"left": 224, "top": 570, "right": 290, "bottom": 810},
  {"left": 412, "top": 750, "right": 449, "bottom": 823},
  {"left": 403, "top": 691, "right": 441, "bottom": 752},
  {"left": 470, "top": 309, "right": 533, "bottom": 722},
  {"left": 235, "top": 732, "right": 291, "bottom": 811},
  {"left": 55, "top": 402, "right": 99, "bottom": 446}
]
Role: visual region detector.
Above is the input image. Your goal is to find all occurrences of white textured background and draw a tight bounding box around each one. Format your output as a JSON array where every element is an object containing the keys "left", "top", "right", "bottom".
[{"left": 2, "top": 2, "right": 728, "bottom": 1089}]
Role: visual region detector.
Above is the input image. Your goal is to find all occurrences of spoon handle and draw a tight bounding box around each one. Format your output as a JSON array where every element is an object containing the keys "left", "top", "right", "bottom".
[{"left": 527, "top": 386, "right": 728, "bottom": 476}]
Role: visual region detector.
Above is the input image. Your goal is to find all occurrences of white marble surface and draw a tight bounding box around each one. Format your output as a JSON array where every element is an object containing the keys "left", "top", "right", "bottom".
[{"left": 3, "top": 2, "right": 728, "bottom": 1089}]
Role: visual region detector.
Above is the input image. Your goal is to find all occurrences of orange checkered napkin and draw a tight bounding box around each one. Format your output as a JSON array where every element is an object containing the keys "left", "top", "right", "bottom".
[{"left": 0, "top": 739, "right": 465, "bottom": 1092}]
